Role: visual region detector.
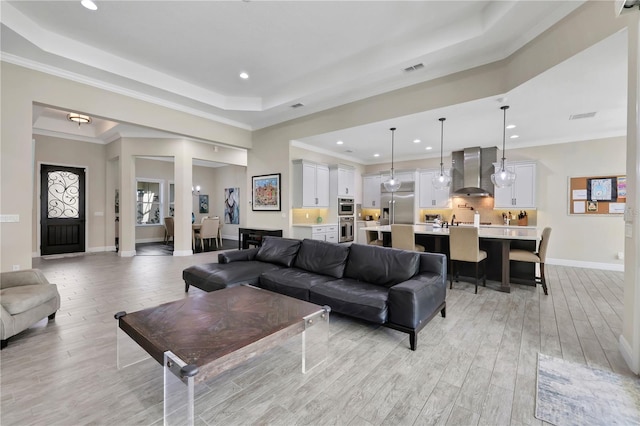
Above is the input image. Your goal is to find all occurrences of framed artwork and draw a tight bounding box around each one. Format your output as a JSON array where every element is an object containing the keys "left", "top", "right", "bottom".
[
  {"left": 224, "top": 187, "right": 240, "bottom": 224},
  {"left": 252, "top": 173, "right": 281, "bottom": 211},
  {"left": 198, "top": 194, "right": 209, "bottom": 214}
]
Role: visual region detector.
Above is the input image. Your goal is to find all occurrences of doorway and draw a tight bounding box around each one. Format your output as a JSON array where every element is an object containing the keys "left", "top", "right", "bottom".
[{"left": 40, "top": 164, "right": 86, "bottom": 255}]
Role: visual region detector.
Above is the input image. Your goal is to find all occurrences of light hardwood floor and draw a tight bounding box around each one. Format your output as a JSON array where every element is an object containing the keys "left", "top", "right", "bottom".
[{"left": 0, "top": 251, "right": 633, "bottom": 425}]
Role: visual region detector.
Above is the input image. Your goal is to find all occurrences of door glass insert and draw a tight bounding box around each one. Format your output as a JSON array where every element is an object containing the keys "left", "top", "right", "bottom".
[{"left": 47, "top": 171, "right": 80, "bottom": 219}]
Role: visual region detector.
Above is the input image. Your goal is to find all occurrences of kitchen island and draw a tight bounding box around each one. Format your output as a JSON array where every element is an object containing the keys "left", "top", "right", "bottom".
[{"left": 372, "top": 225, "right": 539, "bottom": 293}]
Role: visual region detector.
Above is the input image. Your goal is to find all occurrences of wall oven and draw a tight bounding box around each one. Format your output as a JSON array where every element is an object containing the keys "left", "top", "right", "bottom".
[
  {"left": 339, "top": 216, "right": 354, "bottom": 243},
  {"left": 338, "top": 198, "right": 355, "bottom": 216}
]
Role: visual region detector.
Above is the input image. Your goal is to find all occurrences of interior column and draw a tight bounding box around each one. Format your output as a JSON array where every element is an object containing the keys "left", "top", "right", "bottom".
[
  {"left": 173, "top": 144, "right": 193, "bottom": 256},
  {"left": 621, "top": 8, "right": 640, "bottom": 375}
]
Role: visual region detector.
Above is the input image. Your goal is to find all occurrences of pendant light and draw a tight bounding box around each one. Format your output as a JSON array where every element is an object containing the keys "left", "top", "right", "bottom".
[
  {"left": 383, "top": 127, "right": 401, "bottom": 192},
  {"left": 491, "top": 105, "right": 516, "bottom": 188},
  {"left": 432, "top": 117, "right": 451, "bottom": 190}
]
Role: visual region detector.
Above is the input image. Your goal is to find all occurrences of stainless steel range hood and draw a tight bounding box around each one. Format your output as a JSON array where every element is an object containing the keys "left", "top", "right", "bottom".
[{"left": 451, "top": 147, "right": 497, "bottom": 197}]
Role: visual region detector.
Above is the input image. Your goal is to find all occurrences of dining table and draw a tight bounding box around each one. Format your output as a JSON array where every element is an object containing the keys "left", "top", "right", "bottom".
[{"left": 372, "top": 224, "right": 540, "bottom": 293}]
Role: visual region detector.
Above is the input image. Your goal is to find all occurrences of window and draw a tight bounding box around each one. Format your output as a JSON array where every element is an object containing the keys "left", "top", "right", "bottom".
[
  {"left": 169, "top": 182, "right": 175, "bottom": 217},
  {"left": 136, "top": 180, "right": 163, "bottom": 225}
]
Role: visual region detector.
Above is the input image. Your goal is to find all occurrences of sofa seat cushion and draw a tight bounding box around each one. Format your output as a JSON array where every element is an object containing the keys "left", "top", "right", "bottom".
[
  {"left": 1, "top": 284, "right": 59, "bottom": 315},
  {"left": 344, "top": 244, "right": 420, "bottom": 288},
  {"left": 259, "top": 268, "right": 337, "bottom": 301},
  {"left": 255, "top": 237, "right": 302, "bottom": 267},
  {"left": 183, "top": 261, "right": 283, "bottom": 292},
  {"left": 294, "top": 239, "right": 349, "bottom": 279},
  {"left": 309, "top": 279, "right": 389, "bottom": 324}
]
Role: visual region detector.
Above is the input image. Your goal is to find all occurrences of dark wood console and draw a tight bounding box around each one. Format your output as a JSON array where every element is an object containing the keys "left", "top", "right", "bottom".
[{"left": 238, "top": 227, "right": 283, "bottom": 250}]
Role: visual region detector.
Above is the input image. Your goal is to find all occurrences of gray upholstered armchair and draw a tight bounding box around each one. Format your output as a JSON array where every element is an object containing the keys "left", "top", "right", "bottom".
[{"left": 0, "top": 269, "right": 60, "bottom": 349}]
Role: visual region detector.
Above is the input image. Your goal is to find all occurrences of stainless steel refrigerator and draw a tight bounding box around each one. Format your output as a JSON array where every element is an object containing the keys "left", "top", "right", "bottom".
[{"left": 380, "top": 181, "right": 415, "bottom": 225}]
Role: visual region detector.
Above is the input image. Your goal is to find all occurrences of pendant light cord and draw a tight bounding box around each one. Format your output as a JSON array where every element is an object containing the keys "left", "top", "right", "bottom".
[
  {"left": 439, "top": 118, "right": 445, "bottom": 175},
  {"left": 500, "top": 105, "right": 509, "bottom": 171},
  {"left": 390, "top": 127, "right": 396, "bottom": 178}
]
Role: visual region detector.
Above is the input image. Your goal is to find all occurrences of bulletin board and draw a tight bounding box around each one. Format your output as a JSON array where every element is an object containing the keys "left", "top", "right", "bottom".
[{"left": 568, "top": 175, "right": 626, "bottom": 215}]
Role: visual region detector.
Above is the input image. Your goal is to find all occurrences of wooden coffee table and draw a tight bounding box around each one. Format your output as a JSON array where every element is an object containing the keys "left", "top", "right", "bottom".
[{"left": 115, "top": 285, "right": 329, "bottom": 424}]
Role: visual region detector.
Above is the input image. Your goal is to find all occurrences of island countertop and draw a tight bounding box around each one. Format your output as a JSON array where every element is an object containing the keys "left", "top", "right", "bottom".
[{"left": 373, "top": 225, "right": 539, "bottom": 241}]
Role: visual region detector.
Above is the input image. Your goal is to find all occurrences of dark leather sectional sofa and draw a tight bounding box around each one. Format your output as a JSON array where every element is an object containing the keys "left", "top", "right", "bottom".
[{"left": 183, "top": 236, "right": 447, "bottom": 350}]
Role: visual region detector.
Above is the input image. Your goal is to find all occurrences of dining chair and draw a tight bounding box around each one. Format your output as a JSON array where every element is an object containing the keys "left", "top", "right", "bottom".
[
  {"left": 509, "top": 227, "right": 552, "bottom": 295},
  {"left": 163, "top": 217, "right": 174, "bottom": 245},
  {"left": 449, "top": 226, "right": 486, "bottom": 294},
  {"left": 364, "top": 221, "right": 383, "bottom": 246},
  {"left": 195, "top": 217, "right": 220, "bottom": 251},
  {"left": 212, "top": 216, "right": 223, "bottom": 247},
  {"left": 391, "top": 224, "right": 425, "bottom": 252}
]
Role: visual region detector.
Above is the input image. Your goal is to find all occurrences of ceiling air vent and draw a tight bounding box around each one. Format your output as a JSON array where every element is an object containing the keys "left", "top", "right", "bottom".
[
  {"left": 290, "top": 102, "right": 304, "bottom": 109},
  {"left": 569, "top": 112, "right": 597, "bottom": 120},
  {"left": 403, "top": 63, "right": 424, "bottom": 73}
]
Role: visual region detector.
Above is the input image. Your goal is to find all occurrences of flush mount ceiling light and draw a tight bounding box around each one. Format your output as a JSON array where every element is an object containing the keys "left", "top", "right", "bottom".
[
  {"left": 491, "top": 105, "right": 517, "bottom": 188},
  {"left": 510, "top": 134, "right": 519, "bottom": 139},
  {"left": 239, "top": 72, "right": 249, "bottom": 79},
  {"left": 336, "top": 140, "right": 344, "bottom": 145},
  {"left": 413, "top": 139, "right": 421, "bottom": 144},
  {"left": 373, "top": 153, "right": 380, "bottom": 157},
  {"left": 506, "top": 124, "right": 516, "bottom": 129},
  {"left": 67, "top": 113, "right": 92, "bottom": 126},
  {"left": 425, "top": 146, "right": 432, "bottom": 150},
  {"left": 81, "top": 0, "right": 97, "bottom": 10},
  {"left": 383, "top": 127, "right": 401, "bottom": 192},
  {"left": 432, "top": 118, "right": 452, "bottom": 190}
]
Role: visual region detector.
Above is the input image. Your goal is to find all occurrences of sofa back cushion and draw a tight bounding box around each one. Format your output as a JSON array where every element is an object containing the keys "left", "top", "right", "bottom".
[
  {"left": 255, "top": 236, "right": 301, "bottom": 267},
  {"left": 294, "top": 239, "right": 350, "bottom": 278},
  {"left": 344, "top": 243, "right": 420, "bottom": 287}
]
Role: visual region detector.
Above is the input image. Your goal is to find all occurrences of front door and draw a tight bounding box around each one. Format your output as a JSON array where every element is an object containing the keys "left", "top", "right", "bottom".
[{"left": 40, "top": 164, "right": 86, "bottom": 255}]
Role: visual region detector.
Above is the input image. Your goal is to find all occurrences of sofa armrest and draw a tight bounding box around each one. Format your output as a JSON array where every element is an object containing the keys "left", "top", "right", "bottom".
[
  {"left": 418, "top": 252, "right": 447, "bottom": 276},
  {"left": 388, "top": 273, "right": 446, "bottom": 329},
  {"left": 0, "top": 269, "right": 50, "bottom": 290},
  {"left": 218, "top": 248, "right": 259, "bottom": 264}
]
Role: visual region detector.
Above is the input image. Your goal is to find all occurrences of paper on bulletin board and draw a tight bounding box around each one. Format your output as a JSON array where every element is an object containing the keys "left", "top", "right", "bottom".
[
  {"left": 573, "top": 201, "right": 585, "bottom": 214},
  {"left": 572, "top": 189, "right": 587, "bottom": 200},
  {"left": 609, "top": 203, "right": 625, "bottom": 214}
]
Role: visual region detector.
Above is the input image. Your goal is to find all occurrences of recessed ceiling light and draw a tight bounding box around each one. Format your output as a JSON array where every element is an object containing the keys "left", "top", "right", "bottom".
[
  {"left": 413, "top": 139, "right": 421, "bottom": 144},
  {"left": 239, "top": 72, "right": 249, "bottom": 79},
  {"left": 373, "top": 153, "right": 380, "bottom": 157},
  {"left": 336, "top": 140, "right": 344, "bottom": 145},
  {"left": 506, "top": 124, "right": 516, "bottom": 129},
  {"left": 510, "top": 135, "right": 519, "bottom": 139},
  {"left": 81, "top": 0, "right": 97, "bottom": 10},
  {"left": 425, "top": 146, "right": 432, "bottom": 150}
]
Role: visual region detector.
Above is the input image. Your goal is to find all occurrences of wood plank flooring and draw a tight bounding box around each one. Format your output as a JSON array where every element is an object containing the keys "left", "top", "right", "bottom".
[{"left": 0, "top": 251, "right": 633, "bottom": 425}]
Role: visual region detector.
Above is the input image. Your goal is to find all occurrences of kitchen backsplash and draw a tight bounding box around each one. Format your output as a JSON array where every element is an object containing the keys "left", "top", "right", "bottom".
[
  {"left": 419, "top": 196, "right": 536, "bottom": 225},
  {"left": 292, "top": 208, "right": 331, "bottom": 224},
  {"left": 294, "top": 200, "right": 536, "bottom": 226}
]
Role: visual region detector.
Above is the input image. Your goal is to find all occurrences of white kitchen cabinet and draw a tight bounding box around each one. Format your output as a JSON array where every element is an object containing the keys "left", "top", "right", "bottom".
[
  {"left": 293, "top": 225, "right": 338, "bottom": 242},
  {"left": 419, "top": 169, "right": 451, "bottom": 208},
  {"left": 493, "top": 161, "right": 537, "bottom": 209},
  {"left": 293, "top": 160, "right": 330, "bottom": 208},
  {"left": 330, "top": 165, "right": 355, "bottom": 197},
  {"left": 362, "top": 175, "right": 381, "bottom": 208}
]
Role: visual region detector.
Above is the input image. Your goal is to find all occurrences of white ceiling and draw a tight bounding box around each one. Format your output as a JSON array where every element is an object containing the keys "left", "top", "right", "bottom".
[{"left": 1, "top": 1, "right": 627, "bottom": 165}]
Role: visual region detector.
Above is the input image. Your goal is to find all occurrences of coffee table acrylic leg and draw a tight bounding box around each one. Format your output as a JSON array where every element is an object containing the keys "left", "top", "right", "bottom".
[
  {"left": 163, "top": 351, "right": 198, "bottom": 426},
  {"left": 114, "top": 311, "right": 149, "bottom": 369},
  {"left": 301, "top": 306, "right": 330, "bottom": 373}
]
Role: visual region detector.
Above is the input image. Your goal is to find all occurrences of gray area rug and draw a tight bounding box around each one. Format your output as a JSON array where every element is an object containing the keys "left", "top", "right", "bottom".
[{"left": 536, "top": 353, "right": 640, "bottom": 425}]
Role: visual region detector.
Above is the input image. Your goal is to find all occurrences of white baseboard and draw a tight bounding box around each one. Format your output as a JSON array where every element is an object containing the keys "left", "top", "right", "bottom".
[
  {"left": 546, "top": 257, "right": 624, "bottom": 272},
  {"left": 619, "top": 334, "right": 639, "bottom": 374},
  {"left": 135, "top": 238, "right": 165, "bottom": 244},
  {"left": 173, "top": 250, "right": 192, "bottom": 257},
  {"left": 119, "top": 250, "right": 136, "bottom": 257}
]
